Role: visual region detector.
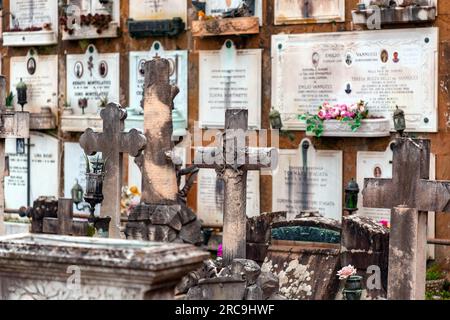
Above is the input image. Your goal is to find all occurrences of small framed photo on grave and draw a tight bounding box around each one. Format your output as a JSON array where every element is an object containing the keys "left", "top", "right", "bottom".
[
  {"left": 128, "top": 41, "right": 188, "bottom": 139},
  {"left": 199, "top": 40, "right": 262, "bottom": 130},
  {"left": 62, "top": 44, "right": 120, "bottom": 132},
  {"left": 2, "top": 0, "right": 58, "bottom": 46},
  {"left": 274, "top": 0, "right": 345, "bottom": 25},
  {"left": 61, "top": 0, "right": 120, "bottom": 40}
]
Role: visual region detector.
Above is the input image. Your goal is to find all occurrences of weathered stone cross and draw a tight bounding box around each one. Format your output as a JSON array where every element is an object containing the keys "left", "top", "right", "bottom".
[
  {"left": 195, "top": 109, "right": 277, "bottom": 266},
  {"left": 363, "top": 138, "right": 450, "bottom": 300},
  {"left": 80, "top": 103, "right": 146, "bottom": 238}
]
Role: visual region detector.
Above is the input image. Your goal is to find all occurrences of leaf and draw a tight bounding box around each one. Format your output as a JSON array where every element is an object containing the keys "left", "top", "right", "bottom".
[{"left": 306, "top": 125, "right": 314, "bottom": 132}]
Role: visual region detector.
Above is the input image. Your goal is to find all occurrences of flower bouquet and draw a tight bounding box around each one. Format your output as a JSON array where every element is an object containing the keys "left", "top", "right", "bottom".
[
  {"left": 299, "top": 101, "right": 390, "bottom": 138},
  {"left": 337, "top": 265, "right": 363, "bottom": 300}
]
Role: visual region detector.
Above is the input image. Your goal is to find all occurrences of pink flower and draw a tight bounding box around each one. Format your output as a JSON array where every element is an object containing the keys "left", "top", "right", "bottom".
[
  {"left": 330, "top": 106, "right": 340, "bottom": 118},
  {"left": 217, "top": 244, "right": 223, "bottom": 257},
  {"left": 340, "top": 104, "right": 348, "bottom": 112},
  {"left": 337, "top": 265, "right": 357, "bottom": 280},
  {"left": 349, "top": 104, "right": 358, "bottom": 112},
  {"left": 318, "top": 109, "right": 327, "bottom": 119},
  {"left": 379, "top": 220, "right": 390, "bottom": 228}
]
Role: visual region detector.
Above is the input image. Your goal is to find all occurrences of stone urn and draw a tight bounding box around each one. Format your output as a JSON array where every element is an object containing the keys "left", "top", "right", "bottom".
[{"left": 342, "top": 275, "right": 363, "bottom": 300}]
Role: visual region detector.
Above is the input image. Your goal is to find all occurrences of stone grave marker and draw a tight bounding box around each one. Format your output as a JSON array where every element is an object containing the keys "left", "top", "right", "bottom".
[
  {"left": 3, "top": 0, "right": 58, "bottom": 46},
  {"left": 128, "top": 41, "right": 188, "bottom": 137},
  {"left": 5, "top": 132, "right": 59, "bottom": 210},
  {"left": 274, "top": 0, "right": 345, "bottom": 25},
  {"left": 80, "top": 103, "right": 146, "bottom": 238},
  {"left": 196, "top": 168, "right": 260, "bottom": 227},
  {"left": 63, "top": 44, "right": 120, "bottom": 132},
  {"left": 195, "top": 109, "right": 276, "bottom": 265},
  {"left": 272, "top": 138, "right": 343, "bottom": 221},
  {"left": 199, "top": 40, "right": 262, "bottom": 129},
  {"left": 10, "top": 49, "right": 58, "bottom": 128},
  {"left": 129, "top": 0, "right": 187, "bottom": 22},
  {"left": 363, "top": 138, "right": 450, "bottom": 300},
  {"left": 272, "top": 27, "right": 438, "bottom": 132}
]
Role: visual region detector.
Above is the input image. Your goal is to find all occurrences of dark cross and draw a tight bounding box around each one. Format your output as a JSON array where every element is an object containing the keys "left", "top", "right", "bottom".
[
  {"left": 80, "top": 103, "right": 146, "bottom": 238},
  {"left": 363, "top": 138, "right": 450, "bottom": 299},
  {"left": 195, "top": 109, "right": 277, "bottom": 266}
]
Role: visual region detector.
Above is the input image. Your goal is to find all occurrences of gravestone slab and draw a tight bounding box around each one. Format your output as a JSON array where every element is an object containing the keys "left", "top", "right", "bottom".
[
  {"left": 272, "top": 27, "right": 438, "bottom": 132},
  {"left": 197, "top": 169, "right": 260, "bottom": 227},
  {"left": 272, "top": 138, "right": 342, "bottom": 220},
  {"left": 3, "top": 0, "right": 58, "bottom": 46},
  {"left": 0, "top": 234, "right": 208, "bottom": 300},
  {"left": 128, "top": 42, "right": 188, "bottom": 137},
  {"left": 274, "top": 0, "right": 345, "bottom": 25},
  {"left": 63, "top": 44, "right": 120, "bottom": 132},
  {"left": 10, "top": 50, "right": 58, "bottom": 117},
  {"left": 129, "top": 0, "right": 187, "bottom": 22},
  {"left": 199, "top": 40, "right": 262, "bottom": 129},
  {"left": 5, "top": 132, "right": 59, "bottom": 210}
]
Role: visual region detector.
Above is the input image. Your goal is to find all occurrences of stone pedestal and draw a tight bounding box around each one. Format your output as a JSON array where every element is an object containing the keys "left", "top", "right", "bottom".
[{"left": 0, "top": 234, "right": 208, "bottom": 300}]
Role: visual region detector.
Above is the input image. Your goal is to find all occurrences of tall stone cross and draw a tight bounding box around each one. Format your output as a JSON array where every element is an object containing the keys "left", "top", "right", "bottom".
[
  {"left": 363, "top": 138, "right": 450, "bottom": 300},
  {"left": 139, "top": 57, "right": 180, "bottom": 205},
  {"left": 80, "top": 103, "right": 146, "bottom": 238},
  {"left": 195, "top": 109, "right": 277, "bottom": 266}
]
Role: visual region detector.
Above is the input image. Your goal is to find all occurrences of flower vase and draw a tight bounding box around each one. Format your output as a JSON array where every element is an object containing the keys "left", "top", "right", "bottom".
[{"left": 342, "top": 275, "right": 363, "bottom": 300}]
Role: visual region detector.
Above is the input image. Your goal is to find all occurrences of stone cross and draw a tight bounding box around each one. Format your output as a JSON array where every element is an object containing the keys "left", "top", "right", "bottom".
[
  {"left": 80, "top": 103, "right": 146, "bottom": 238},
  {"left": 363, "top": 138, "right": 450, "bottom": 300},
  {"left": 195, "top": 109, "right": 277, "bottom": 266},
  {"left": 139, "top": 57, "right": 180, "bottom": 205}
]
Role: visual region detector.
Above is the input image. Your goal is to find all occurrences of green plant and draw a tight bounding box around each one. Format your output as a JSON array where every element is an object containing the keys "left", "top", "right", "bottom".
[
  {"left": 5, "top": 92, "right": 14, "bottom": 108},
  {"left": 299, "top": 113, "right": 324, "bottom": 137},
  {"left": 426, "top": 263, "right": 444, "bottom": 281}
]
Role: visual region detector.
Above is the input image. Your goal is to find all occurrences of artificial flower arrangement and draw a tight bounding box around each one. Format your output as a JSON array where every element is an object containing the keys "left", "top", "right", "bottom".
[
  {"left": 299, "top": 100, "right": 371, "bottom": 137},
  {"left": 120, "top": 185, "right": 141, "bottom": 217}
]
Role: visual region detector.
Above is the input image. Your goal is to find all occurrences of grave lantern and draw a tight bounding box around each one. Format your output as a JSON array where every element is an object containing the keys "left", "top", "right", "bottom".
[
  {"left": 393, "top": 106, "right": 406, "bottom": 136},
  {"left": 344, "top": 179, "right": 360, "bottom": 214},
  {"left": 71, "top": 179, "right": 84, "bottom": 209},
  {"left": 16, "top": 78, "right": 27, "bottom": 112},
  {"left": 84, "top": 157, "right": 105, "bottom": 221},
  {"left": 269, "top": 108, "right": 283, "bottom": 130}
]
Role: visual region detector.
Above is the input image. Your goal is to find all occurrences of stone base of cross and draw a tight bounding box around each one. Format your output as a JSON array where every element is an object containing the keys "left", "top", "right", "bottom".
[
  {"left": 363, "top": 138, "right": 450, "bottom": 300},
  {"left": 194, "top": 109, "right": 277, "bottom": 266}
]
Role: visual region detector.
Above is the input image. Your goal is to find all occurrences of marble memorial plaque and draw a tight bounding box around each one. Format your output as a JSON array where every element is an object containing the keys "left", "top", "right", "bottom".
[
  {"left": 66, "top": 44, "right": 120, "bottom": 116},
  {"left": 272, "top": 27, "right": 438, "bottom": 132},
  {"left": 274, "top": 0, "right": 345, "bottom": 25},
  {"left": 197, "top": 169, "right": 260, "bottom": 227},
  {"left": 10, "top": 50, "right": 58, "bottom": 115},
  {"left": 129, "top": 42, "right": 188, "bottom": 135},
  {"left": 272, "top": 138, "right": 343, "bottom": 220},
  {"left": 199, "top": 40, "right": 262, "bottom": 129},
  {"left": 205, "top": 0, "right": 263, "bottom": 22},
  {"left": 5, "top": 133, "right": 59, "bottom": 210},
  {"left": 129, "top": 0, "right": 187, "bottom": 22}
]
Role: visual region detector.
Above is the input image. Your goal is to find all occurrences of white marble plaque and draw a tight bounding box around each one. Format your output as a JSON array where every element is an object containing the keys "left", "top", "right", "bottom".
[
  {"left": 129, "top": 41, "right": 188, "bottom": 133},
  {"left": 272, "top": 138, "right": 343, "bottom": 221},
  {"left": 197, "top": 169, "right": 260, "bottom": 227},
  {"left": 205, "top": 0, "right": 263, "bottom": 22},
  {"left": 5, "top": 132, "right": 59, "bottom": 210},
  {"left": 66, "top": 44, "right": 120, "bottom": 116},
  {"left": 274, "top": 0, "right": 345, "bottom": 25},
  {"left": 9, "top": 0, "right": 56, "bottom": 30},
  {"left": 10, "top": 50, "right": 58, "bottom": 115},
  {"left": 199, "top": 40, "right": 262, "bottom": 129},
  {"left": 129, "top": 0, "right": 187, "bottom": 22},
  {"left": 272, "top": 27, "right": 439, "bottom": 132}
]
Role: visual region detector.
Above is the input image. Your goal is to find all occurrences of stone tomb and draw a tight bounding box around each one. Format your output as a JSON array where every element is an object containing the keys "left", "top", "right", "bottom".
[
  {"left": 272, "top": 138, "right": 343, "bottom": 221},
  {"left": 10, "top": 49, "right": 58, "bottom": 129},
  {"left": 129, "top": 0, "right": 188, "bottom": 22},
  {"left": 0, "top": 233, "right": 208, "bottom": 300},
  {"left": 199, "top": 40, "right": 262, "bottom": 129},
  {"left": 62, "top": 44, "right": 120, "bottom": 132},
  {"left": 128, "top": 41, "right": 188, "bottom": 138},
  {"left": 274, "top": 0, "right": 345, "bottom": 25},
  {"left": 2, "top": 0, "right": 58, "bottom": 46},
  {"left": 197, "top": 169, "right": 260, "bottom": 227},
  {"left": 5, "top": 132, "right": 59, "bottom": 210},
  {"left": 272, "top": 27, "right": 438, "bottom": 132}
]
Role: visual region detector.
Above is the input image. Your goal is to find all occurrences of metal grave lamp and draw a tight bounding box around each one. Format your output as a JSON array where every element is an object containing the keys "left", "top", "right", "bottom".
[
  {"left": 16, "top": 78, "right": 27, "bottom": 112},
  {"left": 269, "top": 108, "right": 283, "bottom": 130},
  {"left": 344, "top": 179, "right": 360, "bottom": 215},
  {"left": 71, "top": 179, "right": 87, "bottom": 210},
  {"left": 393, "top": 105, "right": 406, "bottom": 137}
]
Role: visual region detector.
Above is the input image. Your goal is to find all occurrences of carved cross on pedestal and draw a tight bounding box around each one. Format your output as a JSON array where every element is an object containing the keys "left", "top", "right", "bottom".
[
  {"left": 80, "top": 103, "right": 146, "bottom": 238},
  {"left": 363, "top": 138, "right": 450, "bottom": 300},
  {"left": 195, "top": 109, "right": 277, "bottom": 266}
]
